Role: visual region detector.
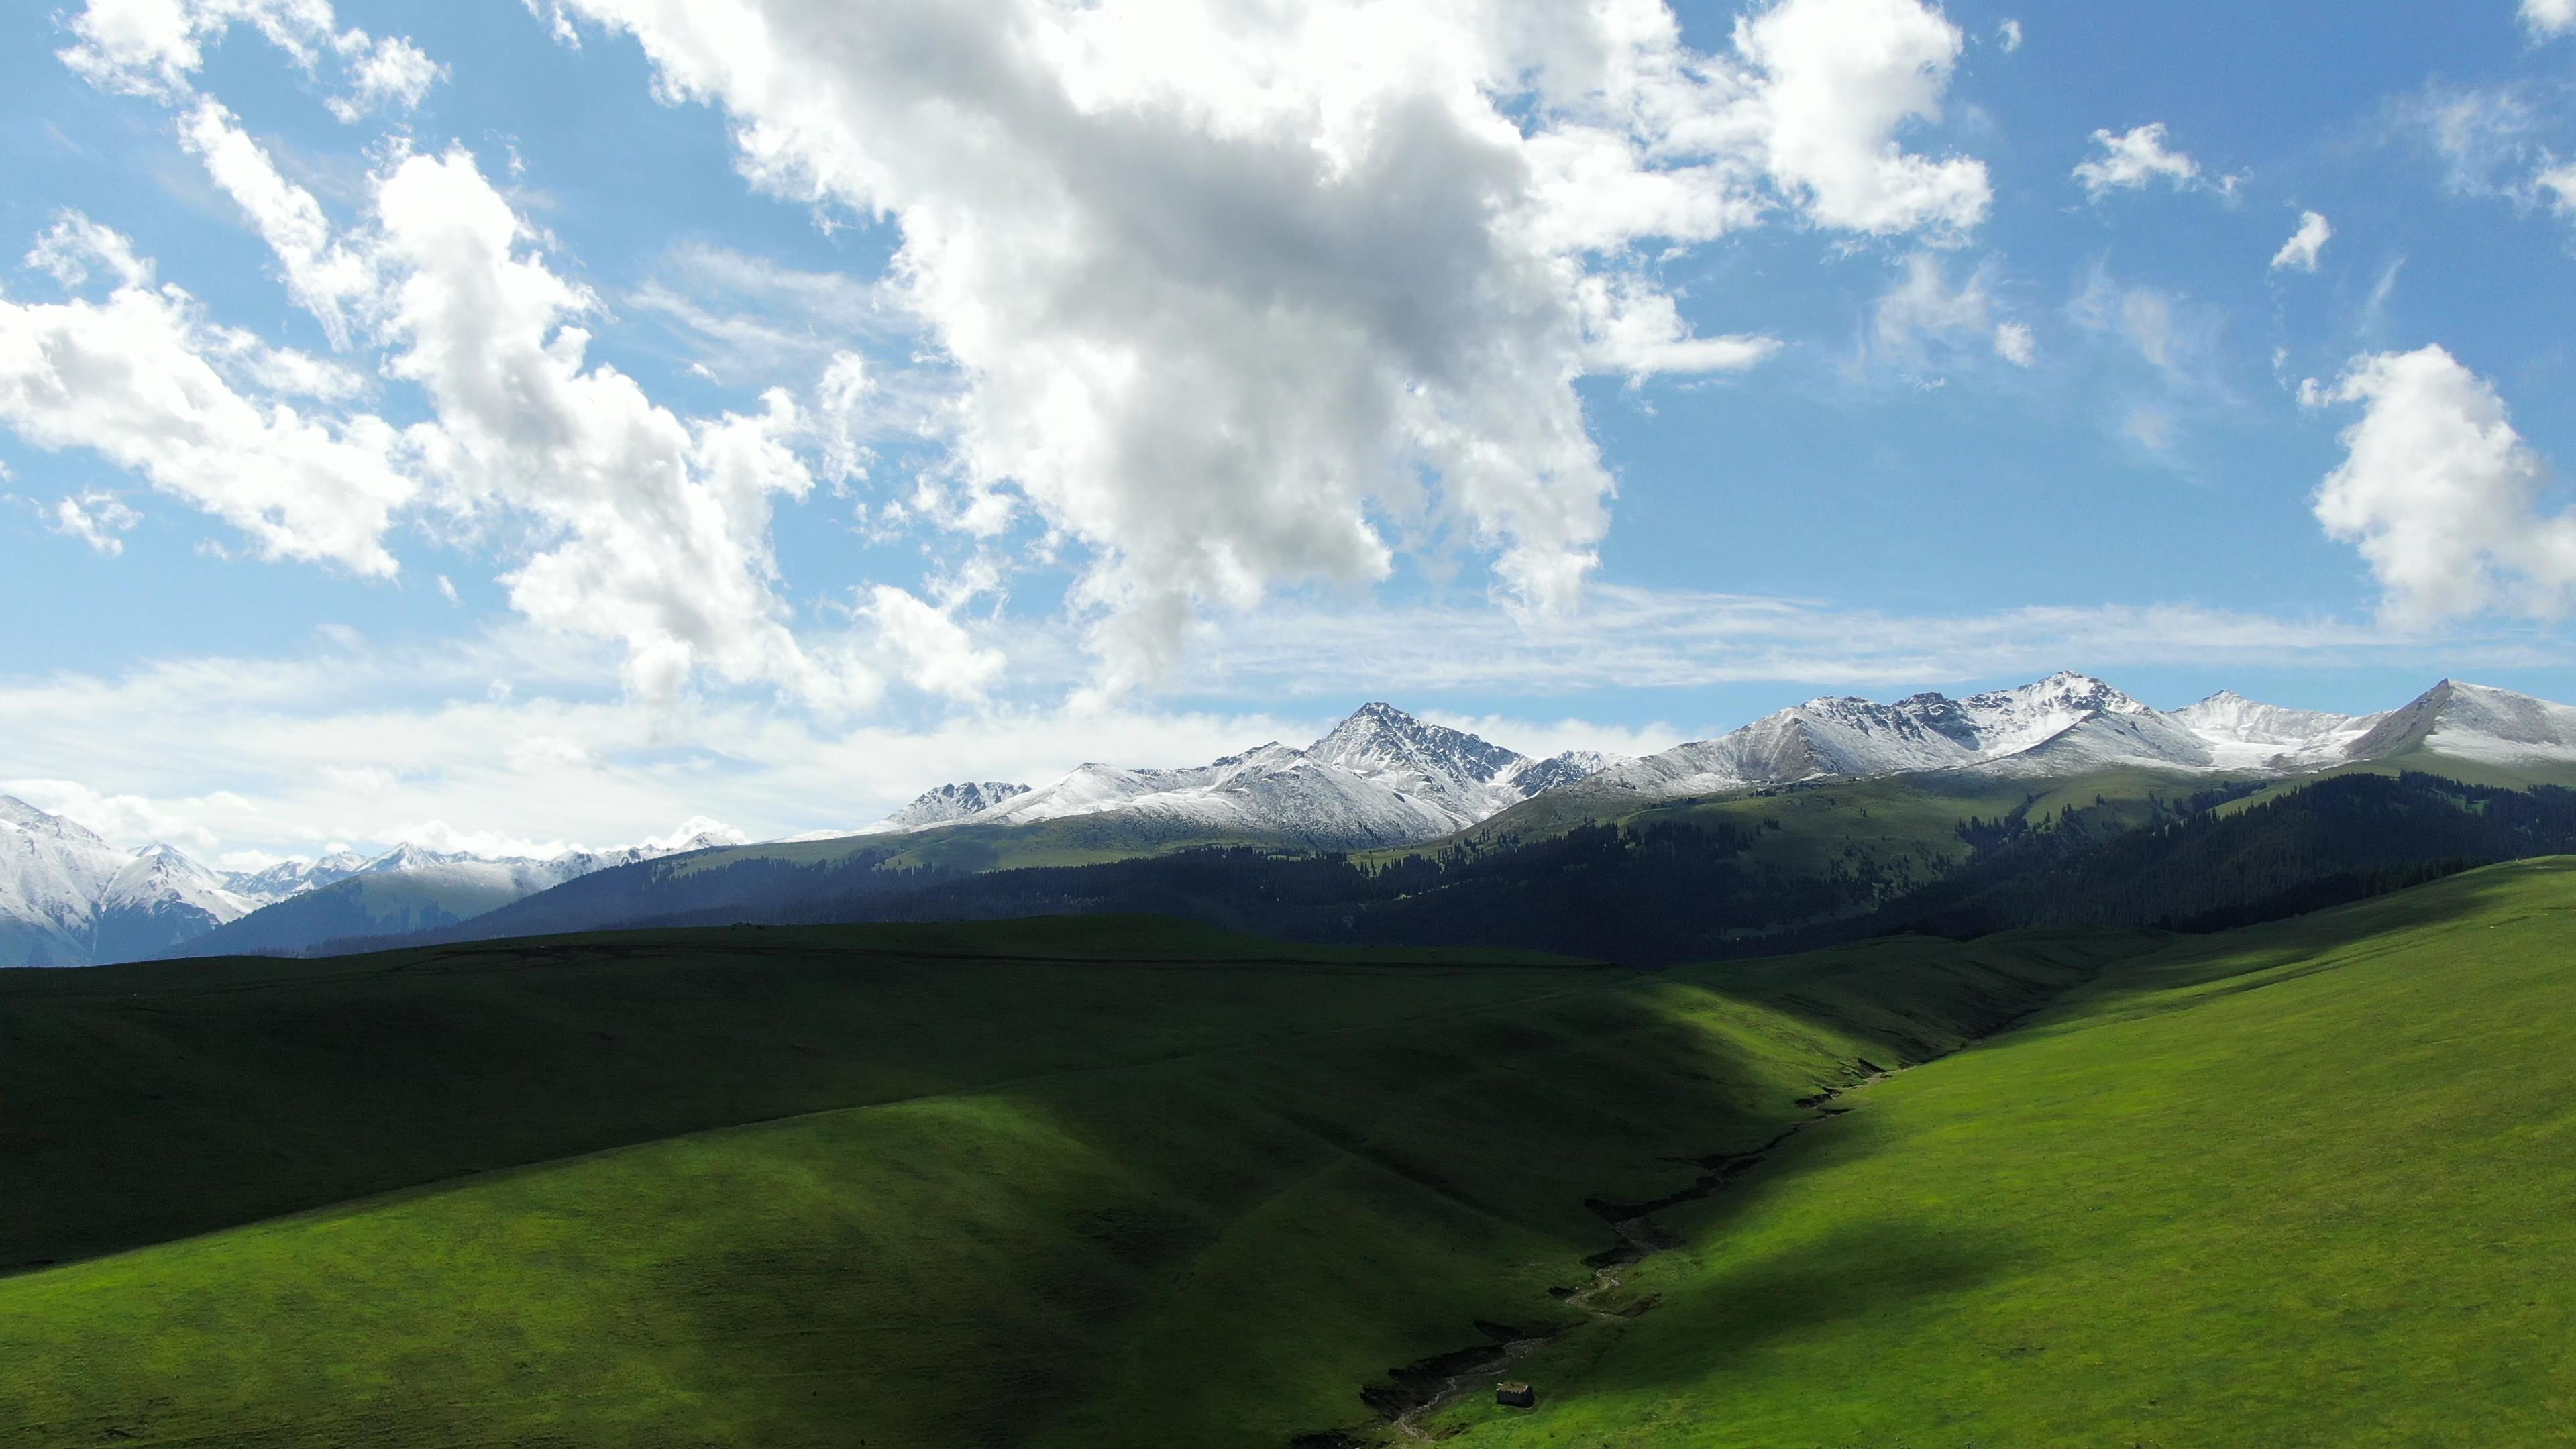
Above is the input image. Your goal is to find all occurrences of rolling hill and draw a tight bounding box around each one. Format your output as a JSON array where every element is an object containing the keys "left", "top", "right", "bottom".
[
  {"left": 1423, "top": 858, "right": 2576, "bottom": 1446},
  {"left": 0, "top": 917, "right": 2133, "bottom": 1446},
  {"left": 9, "top": 864, "right": 2576, "bottom": 1443}
]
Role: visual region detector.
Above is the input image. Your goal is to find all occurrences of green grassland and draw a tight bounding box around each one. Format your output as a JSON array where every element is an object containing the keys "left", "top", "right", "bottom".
[
  {"left": 1431, "top": 857, "right": 2576, "bottom": 1446},
  {"left": 0, "top": 917, "right": 2137, "bottom": 1447}
]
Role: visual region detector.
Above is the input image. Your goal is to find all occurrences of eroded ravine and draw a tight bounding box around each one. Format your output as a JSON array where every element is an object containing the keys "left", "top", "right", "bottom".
[
  {"left": 1287, "top": 949, "right": 2128, "bottom": 1446},
  {"left": 1290, "top": 1071, "right": 1885, "bottom": 1448}
]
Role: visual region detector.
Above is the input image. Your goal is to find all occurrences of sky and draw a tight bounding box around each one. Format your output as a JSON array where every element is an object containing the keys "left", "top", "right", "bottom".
[{"left": 6, "top": 0, "right": 2576, "bottom": 865}]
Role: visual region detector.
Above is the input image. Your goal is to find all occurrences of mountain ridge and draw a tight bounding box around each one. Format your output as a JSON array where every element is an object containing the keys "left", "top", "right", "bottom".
[{"left": 16, "top": 675, "right": 2576, "bottom": 967}]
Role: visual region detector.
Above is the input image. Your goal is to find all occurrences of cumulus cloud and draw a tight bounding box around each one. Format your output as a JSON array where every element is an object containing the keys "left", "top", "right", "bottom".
[
  {"left": 1996, "top": 19, "right": 2024, "bottom": 52},
  {"left": 2528, "top": 0, "right": 2576, "bottom": 38},
  {"left": 0, "top": 215, "right": 419, "bottom": 574},
  {"left": 2074, "top": 122, "right": 2232, "bottom": 200},
  {"left": 2305, "top": 345, "right": 2576, "bottom": 623},
  {"left": 33, "top": 1, "right": 875, "bottom": 708},
  {"left": 374, "top": 147, "right": 865, "bottom": 705},
  {"left": 1735, "top": 0, "right": 1992, "bottom": 236},
  {"left": 864, "top": 585, "right": 1007, "bottom": 701},
  {"left": 1872, "top": 252, "right": 2033, "bottom": 368},
  {"left": 2270, "top": 210, "right": 2333, "bottom": 272},
  {"left": 50, "top": 490, "right": 142, "bottom": 555},
  {"left": 543, "top": 0, "right": 1986, "bottom": 688},
  {"left": 327, "top": 33, "right": 443, "bottom": 121}
]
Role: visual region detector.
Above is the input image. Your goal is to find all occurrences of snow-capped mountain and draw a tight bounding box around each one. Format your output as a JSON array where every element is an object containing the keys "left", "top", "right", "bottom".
[
  {"left": 0, "top": 798, "right": 252, "bottom": 967},
  {"left": 873, "top": 782, "right": 1034, "bottom": 833},
  {"left": 226, "top": 850, "right": 372, "bottom": 906},
  {"left": 164, "top": 828, "right": 744, "bottom": 963},
  {"left": 847, "top": 705, "right": 1623, "bottom": 851},
  {"left": 0, "top": 805, "right": 741, "bottom": 968},
  {"left": 1580, "top": 672, "right": 2166, "bottom": 797},
  {"left": 1570, "top": 674, "right": 2576, "bottom": 808}
]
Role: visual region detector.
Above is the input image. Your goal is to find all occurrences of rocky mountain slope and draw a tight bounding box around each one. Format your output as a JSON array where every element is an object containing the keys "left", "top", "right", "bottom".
[
  {"left": 826, "top": 704, "right": 1619, "bottom": 852},
  {"left": 1555, "top": 674, "right": 2576, "bottom": 812},
  {"left": 0, "top": 798, "right": 252, "bottom": 967}
]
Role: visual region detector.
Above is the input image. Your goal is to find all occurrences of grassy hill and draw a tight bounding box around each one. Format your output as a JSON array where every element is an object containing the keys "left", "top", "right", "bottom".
[
  {"left": 1423, "top": 857, "right": 2576, "bottom": 1446},
  {"left": 0, "top": 916, "right": 2139, "bottom": 1447}
]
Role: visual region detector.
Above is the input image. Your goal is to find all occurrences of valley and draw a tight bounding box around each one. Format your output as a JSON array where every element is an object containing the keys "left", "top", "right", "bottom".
[{"left": 6, "top": 865, "right": 2576, "bottom": 1444}]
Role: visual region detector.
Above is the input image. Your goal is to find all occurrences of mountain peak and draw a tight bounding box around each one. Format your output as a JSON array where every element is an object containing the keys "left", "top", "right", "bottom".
[
  {"left": 1309, "top": 702, "right": 1525, "bottom": 786},
  {"left": 881, "top": 780, "right": 1032, "bottom": 830},
  {"left": 0, "top": 797, "right": 111, "bottom": 849}
]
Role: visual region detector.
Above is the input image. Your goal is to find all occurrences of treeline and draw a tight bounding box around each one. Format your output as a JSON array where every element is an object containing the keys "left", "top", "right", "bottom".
[
  {"left": 816, "top": 773, "right": 2576, "bottom": 962},
  {"left": 804, "top": 820, "right": 1879, "bottom": 965},
  {"left": 316, "top": 771, "right": 2576, "bottom": 966},
  {"left": 1877, "top": 771, "right": 2576, "bottom": 936}
]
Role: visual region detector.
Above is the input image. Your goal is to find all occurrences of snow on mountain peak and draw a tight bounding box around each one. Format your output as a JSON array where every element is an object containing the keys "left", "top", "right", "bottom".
[
  {"left": 879, "top": 781, "right": 1033, "bottom": 831},
  {"left": 0, "top": 796, "right": 111, "bottom": 849}
]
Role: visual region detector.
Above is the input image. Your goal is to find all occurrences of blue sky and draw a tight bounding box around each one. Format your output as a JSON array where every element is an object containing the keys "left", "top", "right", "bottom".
[{"left": 5, "top": 0, "right": 2576, "bottom": 861}]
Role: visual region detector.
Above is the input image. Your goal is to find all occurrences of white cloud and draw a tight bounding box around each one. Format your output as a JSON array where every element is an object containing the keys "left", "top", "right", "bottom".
[
  {"left": 60, "top": 0, "right": 343, "bottom": 98},
  {"left": 2307, "top": 345, "right": 2576, "bottom": 623},
  {"left": 60, "top": 0, "right": 443, "bottom": 119},
  {"left": 378, "top": 148, "right": 865, "bottom": 705},
  {"left": 177, "top": 98, "right": 376, "bottom": 347},
  {"left": 1996, "top": 19, "right": 2024, "bottom": 52},
  {"left": 26, "top": 213, "right": 153, "bottom": 290},
  {"left": 863, "top": 585, "right": 1007, "bottom": 701},
  {"left": 2526, "top": 0, "right": 2576, "bottom": 38},
  {"left": 38, "top": 17, "right": 888, "bottom": 708},
  {"left": 2270, "top": 210, "right": 2334, "bottom": 273},
  {"left": 50, "top": 490, "right": 142, "bottom": 555},
  {"left": 2540, "top": 162, "right": 2576, "bottom": 213},
  {"left": 1580, "top": 276, "right": 1782, "bottom": 382},
  {"left": 0, "top": 215, "right": 419, "bottom": 574},
  {"left": 1872, "top": 252, "right": 2031, "bottom": 368},
  {"left": 0, "top": 776, "right": 240, "bottom": 851},
  {"left": 1735, "top": 0, "right": 1992, "bottom": 237},
  {"left": 2074, "top": 122, "right": 2213, "bottom": 200},
  {"left": 545, "top": 0, "right": 1985, "bottom": 690},
  {"left": 327, "top": 32, "right": 444, "bottom": 121}
]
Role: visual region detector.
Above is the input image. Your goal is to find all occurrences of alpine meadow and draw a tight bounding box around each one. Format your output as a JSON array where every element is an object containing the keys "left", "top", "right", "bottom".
[{"left": 7, "top": 1, "right": 2576, "bottom": 1447}]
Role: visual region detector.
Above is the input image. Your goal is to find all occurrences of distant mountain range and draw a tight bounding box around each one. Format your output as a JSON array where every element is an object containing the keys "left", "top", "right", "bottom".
[
  {"left": 816, "top": 701, "right": 1614, "bottom": 849},
  {"left": 0, "top": 806, "right": 736, "bottom": 967},
  {"left": 1553, "top": 673, "right": 2573, "bottom": 804},
  {"left": 9, "top": 675, "right": 2576, "bottom": 967}
]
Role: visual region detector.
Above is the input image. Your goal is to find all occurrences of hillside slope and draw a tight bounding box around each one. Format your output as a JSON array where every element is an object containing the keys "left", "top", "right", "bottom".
[
  {"left": 1430, "top": 858, "right": 2576, "bottom": 1446},
  {"left": 0, "top": 920, "right": 2135, "bottom": 1446}
]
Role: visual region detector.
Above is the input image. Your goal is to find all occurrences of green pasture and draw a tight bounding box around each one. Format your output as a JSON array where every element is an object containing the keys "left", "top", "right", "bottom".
[
  {"left": 0, "top": 916, "right": 2126, "bottom": 1446},
  {"left": 1438, "top": 857, "right": 2576, "bottom": 1447}
]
